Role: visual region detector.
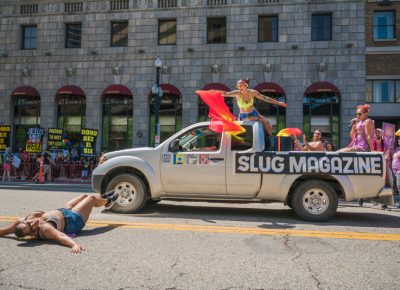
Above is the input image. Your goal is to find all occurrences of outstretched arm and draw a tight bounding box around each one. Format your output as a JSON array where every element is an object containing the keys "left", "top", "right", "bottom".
[
  {"left": 39, "top": 224, "right": 85, "bottom": 253},
  {"left": 253, "top": 90, "right": 288, "bottom": 108},
  {"left": 0, "top": 220, "right": 21, "bottom": 236},
  {"left": 208, "top": 90, "right": 238, "bottom": 98}
]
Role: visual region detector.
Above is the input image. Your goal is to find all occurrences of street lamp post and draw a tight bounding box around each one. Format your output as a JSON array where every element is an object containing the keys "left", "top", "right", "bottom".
[{"left": 152, "top": 57, "right": 163, "bottom": 146}]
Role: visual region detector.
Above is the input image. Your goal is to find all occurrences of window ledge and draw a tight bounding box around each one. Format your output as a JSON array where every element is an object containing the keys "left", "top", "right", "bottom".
[{"left": 374, "top": 39, "right": 397, "bottom": 42}]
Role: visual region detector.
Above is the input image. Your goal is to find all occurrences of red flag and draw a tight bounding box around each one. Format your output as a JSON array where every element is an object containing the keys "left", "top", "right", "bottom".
[
  {"left": 196, "top": 90, "right": 245, "bottom": 134},
  {"left": 277, "top": 128, "right": 302, "bottom": 137}
]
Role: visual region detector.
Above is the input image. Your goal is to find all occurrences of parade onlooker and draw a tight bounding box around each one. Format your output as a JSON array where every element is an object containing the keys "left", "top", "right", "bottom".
[
  {"left": 43, "top": 152, "right": 55, "bottom": 182},
  {"left": 2, "top": 147, "right": 13, "bottom": 182},
  {"left": 373, "top": 129, "right": 385, "bottom": 152},
  {"left": 81, "top": 158, "right": 89, "bottom": 181},
  {"left": 324, "top": 141, "right": 335, "bottom": 151},
  {"left": 294, "top": 130, "right": 325, "bottom": 151},
  {"left": 392, "top": 138, "right": 400, "bottom": 208}
]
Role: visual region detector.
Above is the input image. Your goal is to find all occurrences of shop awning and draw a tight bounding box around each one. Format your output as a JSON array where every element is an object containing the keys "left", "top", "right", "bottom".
[
  {"left": 56, "top": 85, "right": 86, "bottom": 97},
  {"left": 102, "top": 84, "right": 132, "bottom": 97},
  {"left": 160, "top": 84, "right": 181, "bottom": 95},
  {"left": 304, "top": 82, "right": 340, "bottom": 95},
  {"left": 202, "top": 83, "right": 231, "bottom": 92},
  {"left": 11, "top": 86, "right": 40, "bottom": 97},
  {"left": 254, "top": 82, "right": 286, "bottom": 95}
]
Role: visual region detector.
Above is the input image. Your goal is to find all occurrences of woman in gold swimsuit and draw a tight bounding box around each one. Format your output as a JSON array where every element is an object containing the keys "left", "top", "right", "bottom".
[{"left": 218, "top": 79, "right": 288, "bottom": 135}]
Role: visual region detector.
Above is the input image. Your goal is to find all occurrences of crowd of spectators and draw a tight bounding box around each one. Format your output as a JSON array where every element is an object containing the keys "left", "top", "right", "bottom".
[{"left": 0, "top": 148, "right": 101, "bottom": 183}]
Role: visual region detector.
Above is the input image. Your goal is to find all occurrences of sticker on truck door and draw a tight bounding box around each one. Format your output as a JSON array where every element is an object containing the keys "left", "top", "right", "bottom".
[{"left": 235, "top": 152, "right": 384, "bottom": 176}]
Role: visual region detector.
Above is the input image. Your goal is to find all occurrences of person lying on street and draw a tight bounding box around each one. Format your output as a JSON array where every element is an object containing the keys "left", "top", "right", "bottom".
[{"left": 0, "top": 192, "right": 119, "bottom": 253}]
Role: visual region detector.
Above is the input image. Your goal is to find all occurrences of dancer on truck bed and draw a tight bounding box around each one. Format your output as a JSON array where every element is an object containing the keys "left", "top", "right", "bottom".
[{"left": 215, "top": 79, "right": 288, "bottom": 136}]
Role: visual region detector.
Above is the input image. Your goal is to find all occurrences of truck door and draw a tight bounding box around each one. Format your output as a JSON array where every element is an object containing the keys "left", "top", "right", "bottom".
[
  {"left": 161, "top": 125, "right": 227, "bottom": 195},
  {"left": 226, "top": 124, "right": 262, "bottom": 197}
]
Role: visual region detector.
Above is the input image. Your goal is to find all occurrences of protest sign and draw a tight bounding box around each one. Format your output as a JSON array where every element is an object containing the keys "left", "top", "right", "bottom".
[
  {"left": 47, "top": 128, "right": 63, "bottom": 150},
  {"left": 383, "top": 122, "right": 395, "bottom": 151},
  {"left": 0, "top": 126, "right": 11, "bottom": 152},
  {"left": 81, "top": 128, "right": 98, "bottom": 156},
  {"left": 26, "top": 127, "right": 45, "bottom": 153}
]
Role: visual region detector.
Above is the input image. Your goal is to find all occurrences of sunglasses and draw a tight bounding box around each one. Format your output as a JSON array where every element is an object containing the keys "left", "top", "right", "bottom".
[{"left": 356, "top": 112, "right": 363, "bottom": 116}]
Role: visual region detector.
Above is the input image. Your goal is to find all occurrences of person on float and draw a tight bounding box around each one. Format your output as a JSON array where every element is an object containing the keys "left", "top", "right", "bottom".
[
  {"left": 294, "top": 130, "right": 326, "bottom": 151},
  {"left": 391, "top": 137, "right": 400, "bottom": 208},
  {"left": 215, "top": 79, "right": 288, "bottom": 136},
  {"left": 338, "top": 104, "right": 374, "bottom": 152},
  {"left": 0, "top": 192, "right": 119, "bottom": 253}
]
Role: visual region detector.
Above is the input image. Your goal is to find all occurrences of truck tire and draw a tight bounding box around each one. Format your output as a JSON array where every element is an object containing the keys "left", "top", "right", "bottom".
[
  {"left": 291, "top": 180, "right": 338, "bottom": 222},
  {"left": 105, "top": 173, "right": 148, "bottom": 214}
]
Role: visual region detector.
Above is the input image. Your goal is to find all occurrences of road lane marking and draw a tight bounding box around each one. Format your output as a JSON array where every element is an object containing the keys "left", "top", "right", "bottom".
[{"left": 1, "top": 215, "right": 400, "bottom": 241}]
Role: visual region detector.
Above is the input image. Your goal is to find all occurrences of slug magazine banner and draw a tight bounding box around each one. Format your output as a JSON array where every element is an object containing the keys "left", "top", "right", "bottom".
[{"left": 235, "top": 152, "right": 384, "bottom": 176}]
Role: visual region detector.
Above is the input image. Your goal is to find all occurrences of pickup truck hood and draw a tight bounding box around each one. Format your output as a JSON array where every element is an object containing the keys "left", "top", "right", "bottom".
[{"left": 105, "top": 147, "right": 159, "bottom": 161}]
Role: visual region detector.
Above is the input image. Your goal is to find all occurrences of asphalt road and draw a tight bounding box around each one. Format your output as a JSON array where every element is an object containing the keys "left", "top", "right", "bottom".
[{"left": 0, "top": 184, "right": 399, "bottom": 290}]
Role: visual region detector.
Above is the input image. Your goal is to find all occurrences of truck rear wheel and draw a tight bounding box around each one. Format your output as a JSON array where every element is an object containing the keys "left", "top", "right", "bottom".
[
  {"left": 292, "top": 180, "right": 338, "bottom": 222},
  {"left": 105, "top": 173, "right": 148, "bottom": 214}
]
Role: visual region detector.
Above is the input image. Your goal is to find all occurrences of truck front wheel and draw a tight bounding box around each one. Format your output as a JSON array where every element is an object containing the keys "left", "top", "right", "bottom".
[
  {"left": 105, "top": 174, "right": 148, "bottom": 214},
  {"left": 292, "top": 180, "right": 338, "bottom": 222}
]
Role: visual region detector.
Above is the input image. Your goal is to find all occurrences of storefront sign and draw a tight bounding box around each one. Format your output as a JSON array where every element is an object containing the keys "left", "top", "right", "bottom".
[
  {"left": 383, "top": 122, "right": 396, "bottom": 151},
  {"left": 0, "top": 126, "right": 11, "bottom": 152},
  {"left": 81, "top": 128, "right": 98, "bottom": 156},
  {"left": 47, "top": 128, "right": 63, "bottom": 150},
  {"left": 235, "top": 152, "right": 383, "bottom": 176},
  {"left": 26, "top": 127, "right": 45, "bottom": 153}
]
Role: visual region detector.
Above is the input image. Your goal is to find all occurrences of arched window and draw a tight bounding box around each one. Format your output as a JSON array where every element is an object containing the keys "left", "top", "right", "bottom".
[
  {"left": 303, "top": 82, "right": 340, "bottom": 146},
  {"left": 198, "top": 83, "right": 233, "bottom": 122},
  {"left": 254, "top": 82, "right": 287, "bottom": 134},
  {"left": 56, "top": 86, "right": 86, "bottom": 149},
  {"left": 102, "top": 85, "right": 133, "bottom": 152},
  {"left": 149, "top": 84, "right": 182, "bottom": 146},
  {"left": 12, "top": 86, "right": 41, "bottom": 150}
]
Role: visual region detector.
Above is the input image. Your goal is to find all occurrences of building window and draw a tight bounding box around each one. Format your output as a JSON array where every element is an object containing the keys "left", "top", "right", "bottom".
[
  {"left": 311, "top": 14, "right": 332, "bottom": 41},
  {"left": 366, "top": 80, "right": 400, "bottom": 103},
  {"left": 207, "top": 17, "right": 226, "bottom": 44},
  {"left": 158, "top": 19, "right": 177, "bottom": 45},
  {"left": 303, "top": 92, "right": 340, "bottom": 147},
  {"left": 374, "top": 11, "right": 395, "bottom": 40},
  {"left": 66, "top": 23, "right": 82, "bottom": 48},
  {"left": 150, "top": 93, "right": 182, "bottom": 146},
  {"left": 111, "top": 21, "right": 128, "bottom": 47},
  {"left": 102, "top": 96, "right": 133, "bottom": 152},
  {"left": 258, "top": 15, "right": 278, "bottom": 42},
  {"left": 13, "top": 96, "right": 41, "bottom": 149},
  {"left": 57, "top": 95, "right": 86, "bottom": 148},
  {"left": 207, "top": 0, "right": 227, "bottom": 6},
  {"left": 22, "top": 25, "right": 37, "bottom": 50}
]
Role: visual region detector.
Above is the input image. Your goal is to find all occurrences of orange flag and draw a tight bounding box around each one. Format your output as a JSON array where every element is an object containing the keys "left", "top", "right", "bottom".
[
  {"left": 277, "top": 128, "right": 302, "bottom": 137},
  {"left": 196, "top": 90, "right": 245, "bottom": 135}
]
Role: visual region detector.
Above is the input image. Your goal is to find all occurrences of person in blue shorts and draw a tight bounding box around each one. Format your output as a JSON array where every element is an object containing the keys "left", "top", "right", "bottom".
[{"left": 0, "top": 192, "right": 119, "bottom": 253}]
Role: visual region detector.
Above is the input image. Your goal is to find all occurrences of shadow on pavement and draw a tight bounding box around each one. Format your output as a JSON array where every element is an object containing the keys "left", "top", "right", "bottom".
[
  {"left": 79, "top": 225, "right": 119, "bottom": 237},
  {"left": 128, "top": 202, "right": 400, "bottom": 229}
]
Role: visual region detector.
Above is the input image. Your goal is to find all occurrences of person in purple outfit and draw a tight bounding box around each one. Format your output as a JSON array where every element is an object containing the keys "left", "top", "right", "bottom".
[
  {"left": 339, "top": 104, "right": 375, "bottom": 152},
  {"left": 392, "top": 138, "right": 400, "bottom": 208}
]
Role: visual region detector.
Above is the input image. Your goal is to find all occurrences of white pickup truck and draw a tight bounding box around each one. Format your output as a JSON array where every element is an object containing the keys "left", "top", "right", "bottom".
[{"left": 92, "top": 121, "right": 394, "bottom": 222}]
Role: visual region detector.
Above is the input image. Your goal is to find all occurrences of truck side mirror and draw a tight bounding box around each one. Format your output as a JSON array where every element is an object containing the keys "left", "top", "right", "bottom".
[{"left": 169, "top": 139, "right": 180, "bottom": 152}]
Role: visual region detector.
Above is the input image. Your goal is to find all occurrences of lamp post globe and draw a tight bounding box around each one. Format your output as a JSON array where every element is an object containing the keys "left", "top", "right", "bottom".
[{"left": 154, "top": 57, "right": 163, "bottom": 146}]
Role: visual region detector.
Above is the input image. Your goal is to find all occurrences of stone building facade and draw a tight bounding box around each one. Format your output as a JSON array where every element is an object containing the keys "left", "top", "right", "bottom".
[{"left": 0, "top": 0, "right": 366, "bottom": 153}]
